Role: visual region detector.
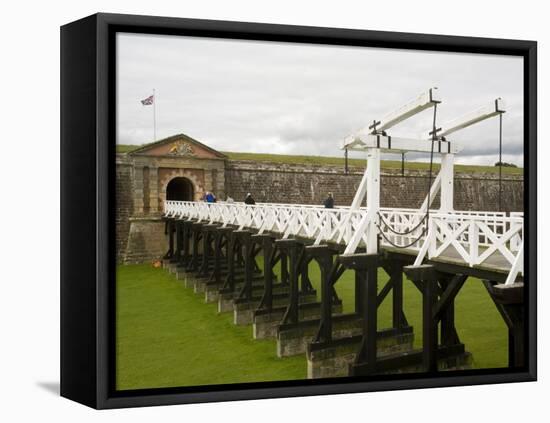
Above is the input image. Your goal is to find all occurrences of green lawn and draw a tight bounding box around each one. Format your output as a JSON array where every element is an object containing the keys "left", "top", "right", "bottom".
[
  {"left": 116, "top": 264, "right": 306, "bottom": 390},
  {"left": 116, "top": 262, "right": 508, "bottom": 390},
  {"left": 115, "top": 145, "right": 522, "bottom": 175}
]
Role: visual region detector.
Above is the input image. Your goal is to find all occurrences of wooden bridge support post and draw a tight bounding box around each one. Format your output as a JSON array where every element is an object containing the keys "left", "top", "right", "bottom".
[
  {"left": 174, "top": 220, "right": 184, "bottom": 262},
  {"left": 198, "top": 225, "right": 214, "bottom": 277},
  {"left": 483, "top": 280, "right": 525, "bottom": 368},
  {"left": 180, "top": 220, "right": 192, "bottom": 267},
  {"left": 280, "top": 252, "right": 289, "bottom": 285},
  {"left": 438, "top": 274, "right": 463, "bottom": 347},
  {"left": 210, "top": 226, "right": 230, "bottom": 285},
  {"left": 187, "top": 222, "right": 203, "bottom": 272},
  {"left": 163, "top": 218, "right": 175, "bottom": 259},
  {"left": 223, "top": 230, "right": 237, "bottom": 293},
  {"left": 276, "top": 239, "right": 302, "bottom": 325},
  {"left": 301, "top": 256, "right": 314, "bottom": 293},
  {"left": 235, "top": 230, "right": 254, "bottom": 301},
  {"left": 306, "top": 245, "right": 334, "bottom": 343},
  {"left": 391, "top": 261, "right": 406, "bottom": 330},
  {"left": 253, "top": 234, "right": 276, "bottom": 311},
  {"left": 339, "top": 254, "right": 379, "bottom": 375},
  {"left": 355, "top": 271, "right": 363, "bottom": 315},
  {"left": 404, "top": 264, "right": 438, "bottom": 373}
]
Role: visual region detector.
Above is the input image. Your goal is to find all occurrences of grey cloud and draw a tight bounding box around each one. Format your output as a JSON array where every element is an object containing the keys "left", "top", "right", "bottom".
[{"left": 117, "top": 33, "right": 524, "bottom": 166}]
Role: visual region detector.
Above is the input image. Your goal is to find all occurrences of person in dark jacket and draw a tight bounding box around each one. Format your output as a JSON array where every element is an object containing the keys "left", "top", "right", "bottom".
[
  {"left": 244, "top": 193, "right": 256, "bottom": 205},
  {"left": 205, "top": 191, "right": 216, "bottom": 203},
  {"left": 324, "top": 192, "right": 334, "bottom": 209}
]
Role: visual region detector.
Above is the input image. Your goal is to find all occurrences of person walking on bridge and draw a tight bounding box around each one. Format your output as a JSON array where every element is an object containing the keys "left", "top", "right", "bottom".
[
  {"left": 324, "top": 192, "right": 334, "bottom": 209},
  {"left": 205, "top": 191, "right": 216, "bottom": 203},
  {"left": 244, "top": 193, "right": 256, "bottom": 205}
]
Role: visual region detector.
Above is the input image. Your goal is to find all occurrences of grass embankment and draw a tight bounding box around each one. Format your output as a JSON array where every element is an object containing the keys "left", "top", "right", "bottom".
[
  {"left": 117, "top": 263, "right": 507, "bottom": 390},
  {"left": 222, "top": 151, "right": 522, "bottom": 175},
  {"left": 116, "top": 144, "right": 522, "bottom": 175}
]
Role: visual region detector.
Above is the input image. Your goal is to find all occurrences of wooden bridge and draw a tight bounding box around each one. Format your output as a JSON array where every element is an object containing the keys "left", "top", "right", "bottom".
[{"left": 161, "top": 88, "right": 525, "bottom": 377}]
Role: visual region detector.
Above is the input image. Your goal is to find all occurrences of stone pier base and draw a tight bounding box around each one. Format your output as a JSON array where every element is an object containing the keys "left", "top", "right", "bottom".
[
  {"left": 253, "top": 302, "right": 342, "bottom": 340},
  {"left": 276, "top": 310, "right": 362, "bottom": 357},
  {"left": 193, "top": 277, "right": 210, "bottom": 294},
  {"left": 218, "top": 291, "right": 234, "bottom": 313},
  {"left": 306, "top": 328, "right": 414, "bottom": 379},
  {"left": 175, "top": 269, "right": 189, "bottom": 288},
  {"left": 204, "top": 283, "right": 221, "bottom": 303},
  {"left": 376, "top": 351, "right": 473, "bottom": 375},
  {"left": 234, "top": 292, "right": 317, "bottom": 326}
]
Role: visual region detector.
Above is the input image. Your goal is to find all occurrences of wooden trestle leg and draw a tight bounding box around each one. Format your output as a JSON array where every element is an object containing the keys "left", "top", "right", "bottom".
[
  {"left": 306, "top": 245, "right": 335, "bottom": 343},
  {"left": 187, "top": 223, "right": 203, "bottom": 272},
  {"left": 235, "top": 230, "right": 254, "bottom": 301},
  {"left": 337, "top": 254, "right": 379, "bottom": 375},
  {"left": 253, "top": 234, "right": 276, "bottom": 311},
  {"left": 483, "top": 280, "right": 525, "bottom": 368},
  {"left": 276, "top": 239, "right": 302, "bottom": 325}
]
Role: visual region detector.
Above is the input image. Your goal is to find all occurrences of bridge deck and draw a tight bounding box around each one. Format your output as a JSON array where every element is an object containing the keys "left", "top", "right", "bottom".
[
  {"left": 384, "top": 245, "right": 514, "bottom": 277},
  {"left": 164, "top": 201, "right": 524, "bottom": 284}
]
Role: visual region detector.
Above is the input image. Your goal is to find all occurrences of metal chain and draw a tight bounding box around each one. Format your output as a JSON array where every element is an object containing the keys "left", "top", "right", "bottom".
[
  {"left": 377, "top": 212, "right": 427, "bottom": 235},
  {"left": 375, "top": 103, "right": 438, "bottom": 248},
  {"left": 375, "top": 221, "right": 429, "bottom": 249}
]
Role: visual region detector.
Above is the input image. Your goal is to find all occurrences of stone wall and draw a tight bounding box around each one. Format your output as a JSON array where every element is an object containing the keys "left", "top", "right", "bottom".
[
  {"left": 123, "top": 217, "right": 167, "bottom": 264},
  {"left": 225, "top": 161, "right": 524, "bottom": 212},
  {"left": 116, "top": 158, "right": 133, "bottom": 263}
]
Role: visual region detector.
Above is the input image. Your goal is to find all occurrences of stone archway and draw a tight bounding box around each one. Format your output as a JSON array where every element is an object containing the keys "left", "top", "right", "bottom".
[
  {"left": 159, "top": 169, "right": 204, "bottom": 206},
  {"left": 166, "top": 177, "right": 194, "bottom": 201}
]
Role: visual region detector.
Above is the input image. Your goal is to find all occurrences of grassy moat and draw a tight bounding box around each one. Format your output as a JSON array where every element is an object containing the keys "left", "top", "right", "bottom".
[{"left": 116, "top": 263, "right": 507, "bottom": 390}]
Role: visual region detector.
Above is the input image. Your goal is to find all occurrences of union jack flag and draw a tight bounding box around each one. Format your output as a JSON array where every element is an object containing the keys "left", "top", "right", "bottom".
[{"left": 141, "top": 95, "right": 154, "bottom": 105}]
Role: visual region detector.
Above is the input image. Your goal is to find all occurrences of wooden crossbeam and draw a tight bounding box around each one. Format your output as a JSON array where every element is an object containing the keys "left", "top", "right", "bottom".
[{"left": 432, "top": 274, "right": 467, "bottom": 321}]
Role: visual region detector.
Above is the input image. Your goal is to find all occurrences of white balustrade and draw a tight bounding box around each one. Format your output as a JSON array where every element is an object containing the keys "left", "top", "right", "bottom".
[{"left": 164, "top": 200, "right": 524, "bottom": 284}]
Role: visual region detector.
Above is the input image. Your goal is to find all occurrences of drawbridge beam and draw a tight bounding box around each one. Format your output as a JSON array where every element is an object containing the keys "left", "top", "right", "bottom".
[
  {"left": 424, "top": 98, "right": 506, "bottom": 140},
  {"left": 343, "top": 87, "right": 441, "bottom": 150},
  {"left": 342, "top": 134, "right": 461, "bottom": 154}
]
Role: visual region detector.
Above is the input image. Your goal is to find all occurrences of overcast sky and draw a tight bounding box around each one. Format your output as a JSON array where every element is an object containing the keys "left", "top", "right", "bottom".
[{"left": 117, "top": 33, "right": 524, "bottom": 166}]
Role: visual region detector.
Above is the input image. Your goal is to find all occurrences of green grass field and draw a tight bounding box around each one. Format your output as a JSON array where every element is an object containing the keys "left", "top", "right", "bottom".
[
  {"left": 116, "top": 145, "right": 522, "bottom": 175},
  {"left": 116, "top": 262, "right": 508, "bottom": 390}
]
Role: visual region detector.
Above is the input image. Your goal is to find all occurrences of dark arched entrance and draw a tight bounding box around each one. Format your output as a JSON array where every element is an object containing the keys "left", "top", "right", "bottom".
[{"left": 166, "top": 177, "right": 194, "bottom": 201}]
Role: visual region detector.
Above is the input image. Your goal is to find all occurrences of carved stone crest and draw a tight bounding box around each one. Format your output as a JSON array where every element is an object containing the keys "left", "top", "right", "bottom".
[{"left": 168, "top": 141, "right": 196, "bottom": 156}]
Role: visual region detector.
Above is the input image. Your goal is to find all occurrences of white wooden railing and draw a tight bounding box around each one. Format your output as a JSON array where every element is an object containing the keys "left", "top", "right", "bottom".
[{"left": 164, "top": 200, "right": 523, "bottom": 284}]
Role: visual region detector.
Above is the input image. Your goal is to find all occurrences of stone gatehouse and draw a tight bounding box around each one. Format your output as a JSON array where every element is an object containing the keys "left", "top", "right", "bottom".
[
  {"left": 116, "top": 133, "right": 524, "bottom": 264},
  {"left": 116, "top": 134, "right": 226, "bottom": 263}
]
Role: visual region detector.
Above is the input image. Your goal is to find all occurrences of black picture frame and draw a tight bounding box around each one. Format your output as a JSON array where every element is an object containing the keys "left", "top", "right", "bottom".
[{"left": 60, "top": 12, "right": 537, "bottom": 409}]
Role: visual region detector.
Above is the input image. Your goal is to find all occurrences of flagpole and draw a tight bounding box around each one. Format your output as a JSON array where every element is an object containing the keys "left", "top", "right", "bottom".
[{"left": 153, "top": 88, "right": 157, "bottom": 141}]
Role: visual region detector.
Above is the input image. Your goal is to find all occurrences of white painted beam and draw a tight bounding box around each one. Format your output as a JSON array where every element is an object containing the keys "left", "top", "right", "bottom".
[
  {"left": 419, "top": 172, "right": 442, "bottom": 213},
  {"left": 365, "top": 148, "right": 380, "bottom": 253},
  {"left": 342, "top": 87, "right": 440, "bottom": 149},
  {"left": 377, "top": 87, "right": 441, "bottom": 133},
  {"left": 439, "top": 153, "right": 454, "bottom": 212},
  {"left": 350, "top": 166, "right": 369, "bottom": 210},
  {"left": 424, "top": 98, "right": 506, "bottom": 140},
  {"left": 343, "top": 134, "right": 462, "bottom": 154}
]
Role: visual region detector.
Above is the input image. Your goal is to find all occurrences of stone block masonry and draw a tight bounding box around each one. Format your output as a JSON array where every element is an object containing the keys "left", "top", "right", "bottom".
[
  {"left": 123, "top": 217, "right": 166, "bottom": 264},
  {"left": 225, "top": 160, "right": 523, "bottom": 212}
]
